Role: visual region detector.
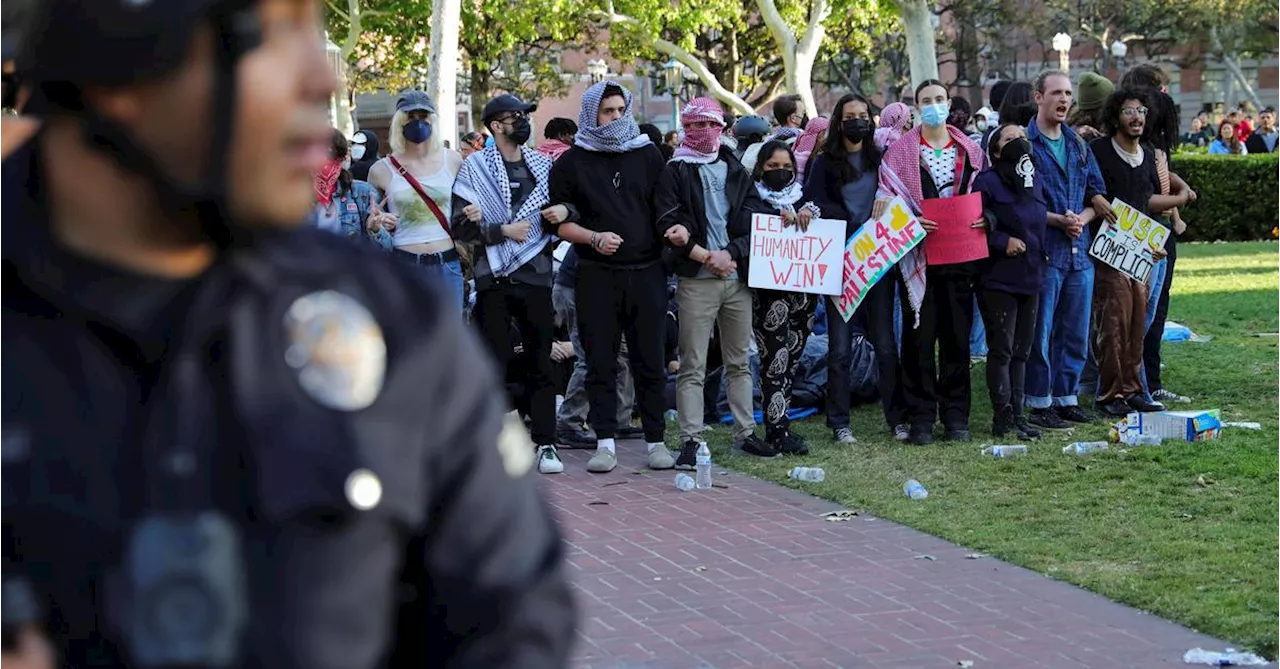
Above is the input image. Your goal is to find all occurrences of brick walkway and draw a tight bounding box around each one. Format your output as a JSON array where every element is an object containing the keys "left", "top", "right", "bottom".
[{"left": 541, "top": 443, "right": 1269, "bottom": 669}]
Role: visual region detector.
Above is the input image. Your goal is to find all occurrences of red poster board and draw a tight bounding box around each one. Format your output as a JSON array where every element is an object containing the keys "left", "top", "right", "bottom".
[{"left": 922, "top": 192, "right": 988, "bottom": 266}]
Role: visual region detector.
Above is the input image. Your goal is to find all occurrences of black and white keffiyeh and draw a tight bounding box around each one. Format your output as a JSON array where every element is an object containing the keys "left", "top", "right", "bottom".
[
  {"left": 453, "top": 144, "right": 554, "bottom": 277},
  {"left": 574, "top": 81, "right": 653, "bottom": 154},
  {"left": 755, "top": 179, "right": 820, "bottom": 219}
]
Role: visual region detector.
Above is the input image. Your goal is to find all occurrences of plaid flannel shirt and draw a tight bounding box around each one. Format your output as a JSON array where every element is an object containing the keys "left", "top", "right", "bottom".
[{"left": 1027, "top": 117, "right": 1106, "bottom": 271}]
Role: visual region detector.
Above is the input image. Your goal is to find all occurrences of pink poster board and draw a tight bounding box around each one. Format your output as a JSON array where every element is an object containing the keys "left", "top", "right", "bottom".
[{"left": 922, "top": 192, "right": 989, "bottom": 266}]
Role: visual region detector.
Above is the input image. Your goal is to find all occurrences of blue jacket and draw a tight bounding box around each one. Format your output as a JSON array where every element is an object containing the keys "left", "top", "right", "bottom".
[
  {"left": 312, "top": 179, "right": 393, "bottom": 250},
  {"left": 1026, "top": 118, "right": 1106, "bottom": 271},
  {"left": 973, "top": 169, "right": 1048, "bottom": 295}
]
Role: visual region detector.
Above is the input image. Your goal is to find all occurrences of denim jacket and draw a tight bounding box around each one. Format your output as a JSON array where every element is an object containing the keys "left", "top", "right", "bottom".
[
  {"left": 1027, "top": 117, "right": 1105, "bottom": 271},
  {"left": 312, "top": 179, "right": 393, "bottom": 250}
]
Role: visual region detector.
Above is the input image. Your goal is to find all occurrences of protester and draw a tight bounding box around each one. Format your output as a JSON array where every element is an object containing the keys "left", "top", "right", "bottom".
[
  {"left": 460, "top": 130, "right": 487, "bottom": 157},
  {"left": 1209, "top": 120, "right": 1248, "bottom": 154},
  {"left": 453, "top": 93, "right": 563, "bottom": 474},
  {"left": 978, "top": 80, "right": 1012, "bottom": 147},
  {"left": 656, "top": 97, "right": 770, "bottom": 460},
  {"left": 804, "top": 93, "right": 903, "bottom": 443},
  {"left": 973, "top": 124, "right": 1046, "bottom": 440},
  {"left": 877, "top": 80, "right": 988, "bottom": 444},
  {"left": 537, "top": 117, "right": 578, "bottom": 161},
  {"left": 793, "top": 116, "right": 829, "bottom": 183},
  {"left": 995, "top": 81, "right": 1037, "bottom": 131},
  {"left": 545, "top": 81, "right": 673, "bottom": 473},
  {"left": 640, "top": 122, "right": 672, "bottom": 161},
  {"left": 313, "top": 128, "right": 393, "bottom": 248},
  {"left": 1069, "top": 72, "right": 1114, "bottom": 141},
  {"left": 874, "top": 101, "right": 911, "bottom": 151},
  {"left": 948, "top": 95, "right": 973, "bottom": 133},
  {"left": 1089, "top": 87, "right": 1190, "bottom": 416},
  {"left": 733, "top": 114, "right": 771, "bottom": 162},
  {"left": 742, "top": 94, "right": 807, "bottom": 170},
  {"left": 367, "top": 90, "right": 467, "bottom": 310},
  {"left": 744, "top": 140, "right": 825, "bottom": 453},
  {"left": 664, "top": 129, "right": 680, "bottom": 150},
  {"left": 1245, "top": 108, "right": 1277, "bottom": 153},
  {"left": 348, "top": 128, "right": 381, "bottom": 180}
]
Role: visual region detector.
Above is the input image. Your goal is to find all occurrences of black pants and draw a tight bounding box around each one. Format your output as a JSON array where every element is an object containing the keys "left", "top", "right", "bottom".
[
  {"left": 979, "top": 289, "right": 1039, "bottom": 412},
  {"left": 901, "top": 264, "right": 977, "bottom": 431},
  {"left": 753, "top": 289, "right": 816, "bottom": 440},
  {"left": 576, "top": 262, "right": 667, "bottom": 442},
  {"left": 475, "top": 280, "right": 557, "bottom": 445},
  {"left": 1143, "top": 250, "right": 1175, "bottom": 391},
  {"left": 830, "top": 268, "right": 906, "bottom": 430}
]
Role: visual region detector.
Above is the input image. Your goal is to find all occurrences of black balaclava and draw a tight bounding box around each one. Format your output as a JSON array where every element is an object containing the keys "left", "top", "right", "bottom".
[{"left": 349, "top": 129, "right": 380, "bottom": 181}]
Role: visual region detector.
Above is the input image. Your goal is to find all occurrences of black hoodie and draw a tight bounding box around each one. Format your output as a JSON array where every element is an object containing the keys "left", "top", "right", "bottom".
[{"left": 349, "top": 129, "right": 381, "bottom": 182}]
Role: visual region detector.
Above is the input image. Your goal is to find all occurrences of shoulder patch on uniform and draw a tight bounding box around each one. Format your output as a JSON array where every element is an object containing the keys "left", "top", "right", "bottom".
[
  {"left": 284, "top": 290, "right": 386, "bottom": 411},
  {"left": 496, "top": 410, "right": 535, "bottom": 478}
]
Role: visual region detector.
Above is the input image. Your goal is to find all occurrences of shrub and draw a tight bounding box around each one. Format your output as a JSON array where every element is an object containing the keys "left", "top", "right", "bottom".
[{"left": 1170, "top": 153, "right": 1278, "bottom": 241}]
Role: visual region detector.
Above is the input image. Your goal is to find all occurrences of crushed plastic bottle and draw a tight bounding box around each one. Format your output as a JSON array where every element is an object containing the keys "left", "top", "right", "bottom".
[
  {"left": 981, "top": 445, "right": 1027, "bottom": 458},
  {"left": 674, "top": 473, "right": 695, "bottom": 492},
  {"left": 903, "top": 479, "right": 928, "bottom": 500},
  {"left": 1224, "top": 421, "right": 1262, "bottom": 431},
  {"left": 789, "top": 467, "right": 825, "bottom": 482},
  {"left": 665, "top": 409, "right": 678, "bottom": 423},
  {"left": 1063, "top": 441, "right": 1109, "bottom": 455},
  {"left": 1121, "top": 433, "right": 1163, "bottom": 446},
  {"left": 695, "top": 443, "right": 713, "bottom": 489},
  {"left": 1182, "top": 647, "right": 1269, "bottom": 666}
]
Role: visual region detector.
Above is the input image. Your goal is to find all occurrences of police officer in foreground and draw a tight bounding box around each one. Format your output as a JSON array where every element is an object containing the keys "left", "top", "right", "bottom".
[{"left": 2, "top": 0, "right": 576, "bottom": 667}]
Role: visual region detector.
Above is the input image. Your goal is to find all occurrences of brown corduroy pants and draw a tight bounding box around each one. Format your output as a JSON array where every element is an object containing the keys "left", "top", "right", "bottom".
[{"left": 1091, "top": 262, "right": 1148, "bottom": 402}]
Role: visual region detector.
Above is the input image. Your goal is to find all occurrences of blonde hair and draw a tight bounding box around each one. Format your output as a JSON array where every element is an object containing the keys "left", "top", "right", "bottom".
[{"left": 388, "top": 109, "right": 443, "bottom": 155}]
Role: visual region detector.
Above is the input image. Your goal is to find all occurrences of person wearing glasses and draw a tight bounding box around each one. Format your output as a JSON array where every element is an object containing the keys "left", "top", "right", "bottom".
[{"left": 460, "top": 130, "right": 487, "bottom": 158}]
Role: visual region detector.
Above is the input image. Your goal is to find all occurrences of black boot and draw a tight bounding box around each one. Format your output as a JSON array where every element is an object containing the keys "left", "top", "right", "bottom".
[
  {"left": 991, "top": 404, "right": 1014, "bottom": 438},
  {"left": 1013, "top": 412, "right": 1042, "bottom": 440}
]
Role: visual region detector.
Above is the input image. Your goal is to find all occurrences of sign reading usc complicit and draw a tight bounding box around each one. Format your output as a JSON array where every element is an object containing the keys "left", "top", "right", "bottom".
[
  {"left": 1088, "top": 198, "right": 1170, "bottom": 284},
  {"left": 836, "top": 196, "right": 927, "bottom": 321}
]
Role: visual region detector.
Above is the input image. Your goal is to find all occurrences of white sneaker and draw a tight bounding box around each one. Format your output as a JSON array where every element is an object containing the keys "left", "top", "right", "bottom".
[
  {"left": 832, "top": 427, "right": 858, "bottom": 445},
  {"left": 537, "top": 445, "right": 564, "bottom": 474}
]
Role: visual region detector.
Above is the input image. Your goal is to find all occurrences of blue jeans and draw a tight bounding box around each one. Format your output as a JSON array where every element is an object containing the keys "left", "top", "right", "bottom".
[
  {"left": 1138, "top": 257, "right": 1168, "bottom": 399},
  {"left": 970, "top": 296, "right": 988, "bottom": 356},
  {"left": 399, "top": 251, "right": 465, "bottom": 314},
  {"left": 1025, "top": 264, "right": 1094, "bottom": 409}
]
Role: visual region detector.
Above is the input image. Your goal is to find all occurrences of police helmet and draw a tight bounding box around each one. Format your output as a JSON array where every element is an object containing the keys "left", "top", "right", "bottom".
[
  {"left": 733, "top": 114, "right": 771, "bottom": 140},
  {"left": 18, "top": 0, "right": 265, "bottom": 247}
]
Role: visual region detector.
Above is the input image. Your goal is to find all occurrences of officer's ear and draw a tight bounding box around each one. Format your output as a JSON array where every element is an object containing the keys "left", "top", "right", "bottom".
[{"left": 83, "top": 85, "right": 145, "bottom": 127}]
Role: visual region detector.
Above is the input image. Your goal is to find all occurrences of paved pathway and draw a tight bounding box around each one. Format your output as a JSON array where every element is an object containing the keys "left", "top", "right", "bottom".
[{"left": 541, "top": 443, "right": 1268, "bottom": 669}]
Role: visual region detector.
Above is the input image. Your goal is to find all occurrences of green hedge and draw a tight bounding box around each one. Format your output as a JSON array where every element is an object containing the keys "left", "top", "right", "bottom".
[{"left": 1169, "top": 153, "right": 1278, "bottom": 241}]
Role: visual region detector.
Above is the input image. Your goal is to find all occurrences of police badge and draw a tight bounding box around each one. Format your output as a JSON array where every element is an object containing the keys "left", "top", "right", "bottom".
[{"left": 283, "top": 291, "right": 386, "bottom": 411}]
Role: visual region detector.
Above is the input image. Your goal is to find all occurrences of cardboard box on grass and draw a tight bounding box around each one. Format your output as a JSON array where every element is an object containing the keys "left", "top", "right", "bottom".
[{"left": 1117, "top": 410, "right": 1224, "bottom": 442}]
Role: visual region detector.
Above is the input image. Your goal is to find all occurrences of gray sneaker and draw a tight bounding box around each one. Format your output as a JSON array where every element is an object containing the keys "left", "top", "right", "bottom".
[
  {"left": 832, "top": 427, "right": 858, "bottom": 445},
  {"left": 893, "top": 424, "right": 910, "bottom": 441},
  {"left": 1152, "top": 388, "right": 1191, "bottom": 404},
  {"left": 647, "top": 445, "right": 676, "bottom": 470},
  {"left": 586, "top": 447, "right": 617, "bottom": 473}
]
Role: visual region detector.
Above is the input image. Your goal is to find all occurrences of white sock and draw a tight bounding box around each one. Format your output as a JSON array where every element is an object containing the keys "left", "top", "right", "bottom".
[
  {"left": 597, "top": 438, "right": 616, "bottom": 454},
  {"left": 647, "top": 442, "right": 664, "bottom": 454}
]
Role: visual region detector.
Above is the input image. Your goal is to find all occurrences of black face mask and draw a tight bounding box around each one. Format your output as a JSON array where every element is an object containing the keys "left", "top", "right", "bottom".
[
  {"left": 761, "top": 169, "right": 795, "bottom": 191},
  {"left": 995, "top": 138, "right": 1035, "bottom": 193},
  {"left": 842, "top": 118, "right": 872, "bottom": 143},
  {"left": 507, "top": 118, "right": 532, "bottom": 145}
]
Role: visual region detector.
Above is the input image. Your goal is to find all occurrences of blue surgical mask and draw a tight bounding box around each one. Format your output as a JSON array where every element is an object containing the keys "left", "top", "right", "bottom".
[
  {"left": 920, "top": 102, "right": 950, "bottom": 128},
  {"left": 403, "top": 119, "right": 432, "bottom": 144}
]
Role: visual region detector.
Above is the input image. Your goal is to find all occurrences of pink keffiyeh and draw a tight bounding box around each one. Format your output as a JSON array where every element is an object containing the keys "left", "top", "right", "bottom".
[
  {"left": 877, "top": 123, "right": 987, "bottom": 327},
  {"left": 874, "top": 102, "right": 912, "bottom": 151},
  {"left": 535, "top": 139, "right": 572, "bottom": 162},
  {"left": 793, "top": 117, "right": 829, "bottom": 181},
  {"left": 670, "top": 97, "right": 726, "bottom": 164}
]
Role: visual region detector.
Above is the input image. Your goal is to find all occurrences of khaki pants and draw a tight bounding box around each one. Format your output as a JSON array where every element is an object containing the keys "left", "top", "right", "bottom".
[{"left": 676, "top": 277, "right": 755, "bottom": 442}]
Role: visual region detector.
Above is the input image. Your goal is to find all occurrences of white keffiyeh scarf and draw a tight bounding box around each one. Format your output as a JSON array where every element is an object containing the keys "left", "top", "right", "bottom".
[{"left": 453, "top": 144, "right": 553, "bottom": 277}]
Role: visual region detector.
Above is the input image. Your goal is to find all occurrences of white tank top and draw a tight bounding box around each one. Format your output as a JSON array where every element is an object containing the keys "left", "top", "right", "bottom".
[{"left": 381, "top": 156, "right": 454, "bottom": 247}]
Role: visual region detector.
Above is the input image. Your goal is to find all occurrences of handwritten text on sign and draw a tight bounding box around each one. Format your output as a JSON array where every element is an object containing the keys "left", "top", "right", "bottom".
[
  {"left": 747, "top": 214, "right": 844, "bottom": 295},
  {"left": 836, "top": 196, "right": 927, "bottom": 321},
  {"left": 1087, "top": 197, "right": 1169, "bottom": 283}
]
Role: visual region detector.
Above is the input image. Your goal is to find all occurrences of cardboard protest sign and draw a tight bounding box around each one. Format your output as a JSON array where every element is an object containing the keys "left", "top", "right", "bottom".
[
  {"left": 836, "top": 196, "right": 927, "bottom": 321},
  {"left": 1088, "top": 198, "right": 1170, "bottom": 283},
  {"left": 921, "top": 192, "right": 988, "bottom": 266},
  {"left": 747, "top": 214, "right": 844, "bottom": 295}
]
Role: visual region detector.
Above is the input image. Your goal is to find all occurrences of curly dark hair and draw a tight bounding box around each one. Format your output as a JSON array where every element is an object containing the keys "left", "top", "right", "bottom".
[
  {"left": 1142, "top": 90, "right": 1179, "bottom": 153},
  {"left": 751, "top": 140, "right": 799, "bottom": 182},
  {"left": 1102, "top": 87, "right": 1150, "bottom": 137},
  {"left": 818, "top": 93, "right": 881, "bottom": 184}
]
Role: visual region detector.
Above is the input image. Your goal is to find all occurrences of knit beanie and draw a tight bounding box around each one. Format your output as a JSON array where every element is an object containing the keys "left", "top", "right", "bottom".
[{"left": 1076, "top": 72, "right": 1115, "bottom": 113}]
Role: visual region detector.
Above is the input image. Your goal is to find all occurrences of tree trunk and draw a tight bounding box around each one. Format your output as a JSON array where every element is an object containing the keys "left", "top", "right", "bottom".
[
  {"left": 334, "top": 74, "right": 355, "bottom": 137},
  {"left": 470, "top": 66, "right": 489, "bottom": 134},
  {"left": 895, "top": 0, "right": 939, "bottom": 86},
  {"left": 427, "top": 0, "right": 462, "bottom": 148},
  {"left": 1211, "top": 27, "right": 1264, "bottom": 111},
  {"left": 756, "top": 0, "right": 828, "bottom": 119}
]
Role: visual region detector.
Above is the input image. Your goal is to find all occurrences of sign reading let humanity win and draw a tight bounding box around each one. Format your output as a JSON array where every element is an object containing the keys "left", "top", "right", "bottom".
[
  {"left": 1088, "top": 197, "right": 1169, "bottom": 283},
  {"left": 747, "top": 213, "right": 844, "bottom": 296},
  {"left": 835, "top": 196, "right": 927, "bottom": 321}
]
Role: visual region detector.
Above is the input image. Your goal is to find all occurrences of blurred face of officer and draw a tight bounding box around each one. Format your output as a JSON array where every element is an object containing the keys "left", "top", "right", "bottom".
[{"left": 92, "top": 0, "right": 336, "bottom": 229}]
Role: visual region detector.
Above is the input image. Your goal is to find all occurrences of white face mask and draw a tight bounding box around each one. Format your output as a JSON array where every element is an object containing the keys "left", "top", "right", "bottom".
[
  {"left": 350, "top": 144, "right": 367, "bottom": 160},
  {"left": 976, "top": 119, "right": 989, "bottom": 132}
]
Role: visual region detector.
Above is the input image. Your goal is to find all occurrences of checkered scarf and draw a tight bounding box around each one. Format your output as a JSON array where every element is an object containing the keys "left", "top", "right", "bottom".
[
  {"left": 671, "top": 97, "right": 726, "bottom": 164},
  {"left": 453, "top": 144, "right": 554, "bottom": 277},
  {"left": 574, "top": 81, "right": 653, "bottom": 153}
]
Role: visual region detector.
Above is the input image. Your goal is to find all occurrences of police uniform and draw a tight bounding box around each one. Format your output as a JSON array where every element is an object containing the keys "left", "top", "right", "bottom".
[{"left": 1, "top": 137, "right": 576, "bottom": 667}]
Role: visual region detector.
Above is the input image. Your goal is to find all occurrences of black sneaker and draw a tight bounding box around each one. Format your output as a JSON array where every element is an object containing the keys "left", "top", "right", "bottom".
[
  {"left": 1095, "top": 398, "right": 1131, "bottom": 417},
  {"left": 618, "top": 425, "right": 645, "bottom": 440},
  {"left": 1056, "top": 405, "right": 1091, "bottom": 424},
  {"left": 675, "top": 440, "right": 699, "bottom": 470},
  {"left": 1028, "top": 407, "right": 1070, "bottom": 429},
  {"left": 944, "top": 428, "right": 971, "bottom": 442},
  {"left": 991, "top": 405, "right": 1014, "bottom": 438},
  {"left": 1013, "top": 415, "right": 1042, "bottom": 441},
  {"left": 909, "top": 425, "right": 934, "bottom": 445},
  {"left": 770, "top": 433, "right": 806, "bottom": 456},
  {"left": 1126, "top": 395, "right": 1165, "bottom": 413},
  {"left": 556, "top": 424, "right": 596, "bottom": 448}
]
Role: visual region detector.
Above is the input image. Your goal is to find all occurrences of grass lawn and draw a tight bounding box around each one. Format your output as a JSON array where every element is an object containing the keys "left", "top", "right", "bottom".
[{"left": 687, "top": 241, "right": 1279, "bottom": 657}]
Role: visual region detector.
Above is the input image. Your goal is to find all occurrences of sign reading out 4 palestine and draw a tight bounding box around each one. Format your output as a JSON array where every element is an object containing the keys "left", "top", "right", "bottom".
[
  {"left": 1088, "top": 198, "right": 1170, "bottom": 283},
  {"left": 748, "top": 214, "right": 844, "bottom": 296},
  {"left": 836, "top": 196, "right": 927, "bottom": 321}
]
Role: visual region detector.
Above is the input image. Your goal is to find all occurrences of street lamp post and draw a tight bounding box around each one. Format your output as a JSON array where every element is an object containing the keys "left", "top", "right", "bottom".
[
  {"left": 586, "top": 59, "right": 608, "bottom": 85},
  {"left": 1051, "top": 32, "right": 1072, "bottom": 74},
  {"left": 324, "top": 32, "right": 343, "bottom": 130},
  {"left": 663, "top": 58, "right": 684, "bottom": 132},
  {"left": 1110, "top": 40, "right": 1128, "bottom": 78}
]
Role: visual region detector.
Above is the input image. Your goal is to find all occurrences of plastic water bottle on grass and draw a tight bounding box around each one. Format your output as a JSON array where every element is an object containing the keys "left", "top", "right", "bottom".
[
  {"left": 1126, "top": 434, "right": 1163, "bottom": 446},
  {"left": 789, "top": 467, "right": 825, "bottom": 482},
  {"left": 695, "top": 443, "right": 712, "bottom": 489},
  {"left": 981, "top": 445, "right": 1027, "bottom": 458},
  {"left": 904, "top": 479, "right": 928, "bottom": 500},
  {"left": 674, "top": 473, "right": 695, "bottom": 492},
  {"left": 1063, "top": 441, "right": 1109, "bottom": 455}
]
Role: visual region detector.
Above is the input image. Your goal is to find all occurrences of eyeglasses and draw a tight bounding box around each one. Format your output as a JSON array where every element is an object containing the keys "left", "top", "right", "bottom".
[
  {"left": 497, "top": 111, "right": 529, "bottom": 124},
  {"left": 1120, "top": 107, "right": 1149, "bottom": 118}
]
